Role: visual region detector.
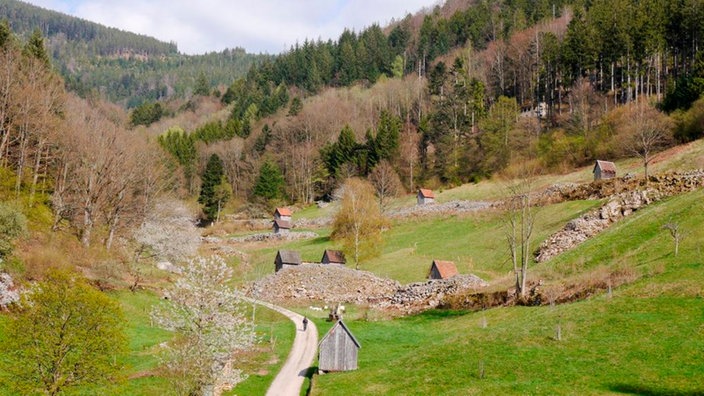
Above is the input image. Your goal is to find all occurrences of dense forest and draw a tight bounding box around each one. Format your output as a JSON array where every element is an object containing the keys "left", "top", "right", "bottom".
[
  {"left": 154, "top": 0, "right": 703, "bottom": 207},
  {"left": 2, "top": 0, "right": 703, "bottom": 219},
  {"left": 0, "top": 0, "right": 267, "bottom": 106}
]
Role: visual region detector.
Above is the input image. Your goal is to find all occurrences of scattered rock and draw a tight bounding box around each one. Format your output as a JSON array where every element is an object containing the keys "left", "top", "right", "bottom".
[
  {"left": 246, "top": 265, "right": 487, "bottom": 316},
  {"left": 229, "top": 231, "right": 319, "bottom": 243}
]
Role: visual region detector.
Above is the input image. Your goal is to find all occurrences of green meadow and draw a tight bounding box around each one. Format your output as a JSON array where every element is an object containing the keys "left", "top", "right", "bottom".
[{"left": 306, "top": 189, "right": 704, "bottom": 395}]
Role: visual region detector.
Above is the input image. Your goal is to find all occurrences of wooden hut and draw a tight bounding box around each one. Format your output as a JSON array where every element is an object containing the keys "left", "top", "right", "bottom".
[
  {"left": 417, "top": 188, "right": 435, "bottom": 205},
  {"left": 272, "top": 219, "right": 291, "bottom": 235},
  {"left": 593, "top": 160, "right": 616, "bottom": 180},
  {"left": 321, "top": 249, "right": 345, "bottom": 265},
  {"left": 273, "top": 207, "right": 292, "bottom": 222},
  {"left": 274, "top": 250, "right": 302, "bottom": 272},
  {"left": 428, "top": 260, "right": 459, "bottom": 280},
  {"left": 318, "top": 320, "right": 361, "bottom": 372}
]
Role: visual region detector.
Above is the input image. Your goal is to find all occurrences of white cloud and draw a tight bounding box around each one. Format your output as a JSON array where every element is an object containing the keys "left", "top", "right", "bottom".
[{"left": 24, "top": 0, "right": 438, "bottom": 55}]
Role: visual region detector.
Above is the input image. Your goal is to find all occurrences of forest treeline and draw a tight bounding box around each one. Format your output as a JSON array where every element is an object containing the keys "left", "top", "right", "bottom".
[
  {"left": 2, "top": 0, "right": 704, "bottom": 224},
  {"left": 0, "top": 0, "right": 267, "bottom": 106},
  {"left": 0, "top": 23, "right": 172, "bottom": 253},
  {"left": 159, "top": 0, "right": 703, "bottom": 206}
]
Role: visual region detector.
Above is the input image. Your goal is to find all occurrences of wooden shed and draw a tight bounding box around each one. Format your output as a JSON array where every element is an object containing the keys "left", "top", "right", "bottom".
[
  {"left": 274, "top": 250, "right": 302, "bottom": 272},
  {"left": 273, "top": 207, "right": 292, "bottom": 222},
  {"left": 428, "top": 260, "right": 459, "bottom": 280},
  {"left": 321, "top": 249, "right": 346, "bottom": 265},
  {"left": 273, "top": 219, "right": 291, "bottom": 235},
  {"left": 593, "top": 160, "right": 616, "bottom": 180},
  {"left": 417, "top": 188, "right": 435, "bottom": 205},
  {"left": 318, "top": 320, "right": 361, "bottom": 372}
]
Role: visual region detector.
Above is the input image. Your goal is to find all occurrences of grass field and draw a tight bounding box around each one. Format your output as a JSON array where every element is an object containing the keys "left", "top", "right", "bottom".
[
  {"left": 309, "top": 189, "right": 704, "bottom": 395},
  {"left": 238, "top": 199, "right": 601, "bottom": 284},
  {"left": 0, "top": 289, "right": 293, "bottom": 395}
]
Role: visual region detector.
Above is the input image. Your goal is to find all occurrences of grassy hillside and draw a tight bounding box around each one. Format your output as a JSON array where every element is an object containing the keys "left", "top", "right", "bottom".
[{"left": 308, "top": 188, "right": 704, "bottom": 395}]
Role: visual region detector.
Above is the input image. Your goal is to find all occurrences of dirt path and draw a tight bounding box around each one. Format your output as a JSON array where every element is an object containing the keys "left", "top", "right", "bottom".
[{"left": 244, "top": 298, "right": 318, "bottom": 396}]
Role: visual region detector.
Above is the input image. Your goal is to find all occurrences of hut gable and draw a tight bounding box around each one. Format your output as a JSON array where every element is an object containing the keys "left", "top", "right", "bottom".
[
  {"left": 273, "top": 219, "right": 291, "bottom": 234},
  {"left": 318, "top": 320, "right": 361, "bottom": 372},
  {"left": 428, "top": 260, "right": 459, "bottom": 280},
  {"left": 274, "top": 250, "right": 302, "bottom": 272},
  {"left": 593, "top": 160, "right": 616, "bottom": 180},
  {"left": 274, "top": 207, "right": 292, "bottom": 222},
  {"left": 417, "top": 188, "right": 435, "bottom": 205},
  {"left": 321, "top": 249, "right": 346, "bottom": 265}
]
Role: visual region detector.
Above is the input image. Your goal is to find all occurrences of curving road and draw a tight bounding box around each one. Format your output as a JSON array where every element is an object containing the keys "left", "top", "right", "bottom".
[{"left": 244, "top": 298, "right": 318, "bottom": 396}]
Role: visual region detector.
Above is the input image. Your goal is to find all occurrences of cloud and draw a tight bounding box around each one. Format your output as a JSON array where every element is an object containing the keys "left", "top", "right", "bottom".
[{"left": 24, "top": 0, "right": 438, "bottom": 55}]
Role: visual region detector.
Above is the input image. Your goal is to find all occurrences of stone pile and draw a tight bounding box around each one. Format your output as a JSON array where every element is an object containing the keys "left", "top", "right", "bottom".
[
  {"left": 537, "top": 188, "right": 663, "bottom": 262},
  {"left": 378, "top": 275, "right": 488, "bottom": 314},
  {"left": 388, "top": 200, "right": 493, "bottom": 219},
  {"left": 247, "top": 264, "right": 400, "bottom": 304},
  {"left": 246, "top": 264, "right": 487, "bottom": 315},
  {"left": 536, "top": 170, "right": 704, "bottom": 263},
  {"left": 229, "top": 231, "right": 318, "bottom": 243}
]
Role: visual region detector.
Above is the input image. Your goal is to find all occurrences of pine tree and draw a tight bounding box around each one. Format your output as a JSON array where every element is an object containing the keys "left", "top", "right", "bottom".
[
  {"left": 252, "top": 159, "right": 285, "bottom": 201},
  {"left": 198, "top": 154, "right": 225, "bottom": 221},
  {"left": 24, "top": 28, "right": 50, "bottom": 66}
]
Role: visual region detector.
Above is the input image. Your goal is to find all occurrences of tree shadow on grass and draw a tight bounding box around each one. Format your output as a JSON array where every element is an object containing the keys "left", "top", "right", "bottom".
[
  {"left": 608, "top": 383, "right": 704, "bottom": 396},
  {"left": 414, "top": 309, "right": 471, "bottom": 320}
]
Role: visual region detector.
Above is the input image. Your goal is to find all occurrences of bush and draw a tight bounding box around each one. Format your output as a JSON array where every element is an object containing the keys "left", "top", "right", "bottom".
[{"left": 0, "top": 204, "right": 27, "bottom": 259}]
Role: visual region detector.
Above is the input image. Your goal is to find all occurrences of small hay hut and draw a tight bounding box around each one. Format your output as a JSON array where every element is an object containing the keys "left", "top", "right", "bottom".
[
  {"left": 318, "top": 320, "right": 361, "bottom": 372},
  {"left": 593, "top": 160, "right": 616, "bottom": 180}
]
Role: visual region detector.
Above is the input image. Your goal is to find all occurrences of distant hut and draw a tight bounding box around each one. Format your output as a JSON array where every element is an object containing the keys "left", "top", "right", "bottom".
[
  {"left": 274, "top": 207, "right": 292, "bottom": 222},
  {"left": 417, "top": 188, "right": 435, "bottom": 205},
  {"left": 321, "top": 249, "right": 346, "bottom": 265},
  {"left": 274, "top": 250, "right": 302, "bottom": 272},
  {"left": 273, "top": 219, "right": 291, "bottom": 235},
  {"left": 593, "top": 160, "right": 616, "bottom": 180},
  {"left": 318, "top": 320, "right": 361, "bottom": 373},
  {"left": 428, "top": 260, "right": 459, "bottom": 280}
]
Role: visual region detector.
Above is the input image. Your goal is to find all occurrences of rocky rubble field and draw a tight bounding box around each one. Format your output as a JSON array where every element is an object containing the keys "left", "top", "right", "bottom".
[{"left": 246, "top": 264, "right": 487, "bottom": 315}]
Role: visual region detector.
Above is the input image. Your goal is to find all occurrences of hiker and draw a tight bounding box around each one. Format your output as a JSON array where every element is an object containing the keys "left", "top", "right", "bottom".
[{"left": 302, "top": 316, "right": 308, "bottom": 331}]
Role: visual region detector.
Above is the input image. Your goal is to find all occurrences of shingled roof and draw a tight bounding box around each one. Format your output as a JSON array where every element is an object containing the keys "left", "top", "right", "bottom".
[
  {"left": 276, "top": 250, "right": 302, "bottom": 265},
  {"left": 322, "top": 249, "right": 346, "bottom": 264},
  {"left": 274, "top": 207, "right": 292, "bottom": 217},
  {"left": 593, "top": 160, "right": 616, "bottom": 175},
  {"left": 431, "top": 260, "right": 459, "bottom": 279},
  {"left": 273, "top": 219, "right": 291, "bottom": 229},
  {"left": 418, "top": 188, "right": 435, "bottom": 199}
]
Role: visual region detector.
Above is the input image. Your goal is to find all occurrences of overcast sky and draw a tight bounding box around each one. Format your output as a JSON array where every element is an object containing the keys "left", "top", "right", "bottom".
[{"left": 24, "top": 0, "right": 439, "bottom": 55}]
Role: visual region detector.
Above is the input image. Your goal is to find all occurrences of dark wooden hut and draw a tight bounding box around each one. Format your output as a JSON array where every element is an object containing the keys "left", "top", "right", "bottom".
[
  {"left": 274, "top": 250, "right": 302, "bottom": 272},
  {"left": 272, "top": 219, "right": 291, "bottom": 235},
  {"left": 593, "top": 160, "right": 616, "bottom": 180},
  {"left": 321, "top": 249, "right": 345, "bottom": 265},
  {"left": 428, "top": 260, "right": 459, "bottom": 280},
  {"left": 318, "top": 320, "right": 361, "bottom": 372}
]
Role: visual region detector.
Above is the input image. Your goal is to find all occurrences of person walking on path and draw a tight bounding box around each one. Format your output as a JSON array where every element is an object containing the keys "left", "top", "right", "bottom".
[{"left": 302, "top": 316, "right": 308, "bottom": 331}]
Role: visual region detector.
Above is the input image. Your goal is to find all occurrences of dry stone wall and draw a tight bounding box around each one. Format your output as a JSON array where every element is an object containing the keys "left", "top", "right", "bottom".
[{"left": 535, "top": 170, "right": 704, "bottom": 262}]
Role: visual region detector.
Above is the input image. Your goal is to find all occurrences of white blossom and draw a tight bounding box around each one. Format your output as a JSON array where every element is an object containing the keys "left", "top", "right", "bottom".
[{"left": 0, "top": 272, "right": 19, "bottom": 309}]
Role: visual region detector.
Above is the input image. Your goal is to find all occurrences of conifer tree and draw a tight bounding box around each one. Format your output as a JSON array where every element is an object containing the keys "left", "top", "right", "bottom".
[
  {"left": 252, "top": 159, "right": 285, "bottom": 201},
  {"left": 198, "top": 154, "right": 225, "bottom": 221}
]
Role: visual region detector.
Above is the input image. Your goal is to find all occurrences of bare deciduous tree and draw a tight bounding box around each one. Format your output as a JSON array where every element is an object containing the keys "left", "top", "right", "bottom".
[
  {"left": 503, "top": 168, "right": 537, "bottom": 298},
  {"left": 662, "top": 220, "right": 686, "bottom": 257},
  {"left": 368, "top": 160, "right": 403, "bottom": 213},
  {"left": 624, "top": 101, "right": 672, "bottom": 181}
]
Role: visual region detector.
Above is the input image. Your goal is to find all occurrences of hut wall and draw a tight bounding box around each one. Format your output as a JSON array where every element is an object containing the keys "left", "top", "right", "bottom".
[{"left": 319, "top": 327, "right": 358, "bottom": 371}]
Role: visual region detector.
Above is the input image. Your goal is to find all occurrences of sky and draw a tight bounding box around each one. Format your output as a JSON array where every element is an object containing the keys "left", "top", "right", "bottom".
[{"left": 24, "top": 0, "right": 439, "bottom": 55}]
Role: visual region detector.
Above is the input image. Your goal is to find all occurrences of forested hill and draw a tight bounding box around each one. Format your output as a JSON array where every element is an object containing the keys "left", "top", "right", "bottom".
[{"left": 0, "top": 0, "right": 267, "bottom": 106}]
